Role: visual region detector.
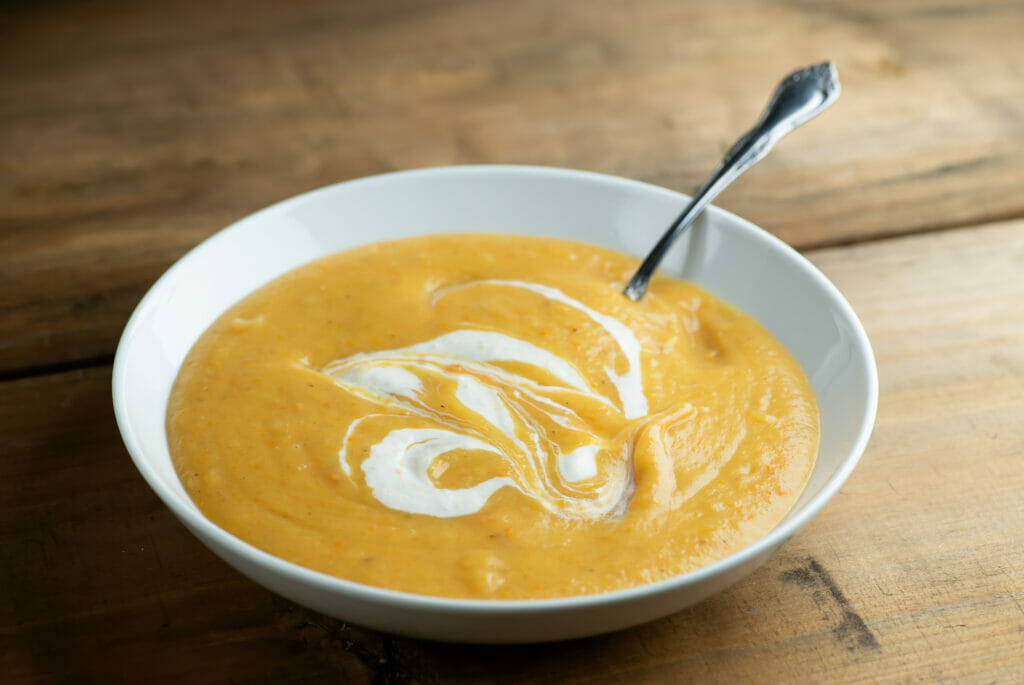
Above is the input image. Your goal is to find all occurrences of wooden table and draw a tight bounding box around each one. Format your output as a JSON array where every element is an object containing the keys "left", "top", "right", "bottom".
[{"left": 3, "top": 1, "right": 1023, "bottom": 681}]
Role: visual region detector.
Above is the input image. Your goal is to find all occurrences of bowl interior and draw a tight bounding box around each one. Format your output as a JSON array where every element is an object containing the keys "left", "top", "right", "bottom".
[{"left": 113, "top": 165, "right": 876, "bottom": 616}]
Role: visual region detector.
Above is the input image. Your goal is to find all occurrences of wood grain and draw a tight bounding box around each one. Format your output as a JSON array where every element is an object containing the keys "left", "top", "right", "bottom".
[
  {"left": 0, "top": 366, "right": 394, "bottom": 682},
  {"left": 3, "top": 0, "right": 1024, "bottom": 373},
  {"left": 3, "top": 220, "right": 1022, "bottom": 682}
]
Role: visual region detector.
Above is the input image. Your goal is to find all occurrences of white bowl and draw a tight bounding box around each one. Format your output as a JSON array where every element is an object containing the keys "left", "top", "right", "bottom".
[{"left": 113, "top": 165, "right": 877, "bottom": 643}]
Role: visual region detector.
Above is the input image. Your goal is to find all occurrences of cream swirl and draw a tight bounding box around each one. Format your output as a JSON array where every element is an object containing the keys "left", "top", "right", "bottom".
[{"left": 322, "top": 280, "right": 647, "bottom": 519}]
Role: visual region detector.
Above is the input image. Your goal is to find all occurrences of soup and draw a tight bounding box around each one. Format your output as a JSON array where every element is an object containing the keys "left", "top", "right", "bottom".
[{"left": 168, "top": 234, "right": 818, "bottom": 599}]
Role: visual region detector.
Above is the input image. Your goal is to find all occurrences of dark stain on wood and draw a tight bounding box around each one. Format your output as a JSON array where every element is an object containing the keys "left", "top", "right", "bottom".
[
  {"left": 781, "top": 557, "right": 881, "bottom": 653},
  {"left": 273, "top": 599, "right": 420, "bottom": 684}
]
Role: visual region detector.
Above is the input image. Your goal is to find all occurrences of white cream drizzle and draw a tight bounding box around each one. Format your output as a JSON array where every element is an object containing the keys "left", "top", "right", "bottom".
[
  {"left": 323, "top": 280, "right": 649, "bottom": 520},
  {"left": 362, "top": 428, "right": 516, "bottom": 517},
  {"left": 435, "top": 280, "right": 648, "bottom": 418}
]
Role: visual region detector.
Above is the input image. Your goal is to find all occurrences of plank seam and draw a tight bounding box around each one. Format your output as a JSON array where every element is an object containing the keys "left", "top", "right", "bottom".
[
  {"left": 0, "top": 354, "right": 114, "bottom": 383},
  {"left": 797, "top": 209, "right": 1024, "bottom": 252}
]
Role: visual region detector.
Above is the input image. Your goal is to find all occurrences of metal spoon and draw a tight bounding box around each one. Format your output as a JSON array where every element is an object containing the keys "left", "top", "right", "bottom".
[{"left": 622, "top": 62, "right": 840, "bottom": 301}]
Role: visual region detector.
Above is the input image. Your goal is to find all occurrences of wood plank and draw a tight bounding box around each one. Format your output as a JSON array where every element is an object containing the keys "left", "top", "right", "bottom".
[
  {"left": 3, "top": 220, "right": 1023, "bottom": 681},
  {"left": 0, "top": 367, "right": 389, "bottom": 683},
  {"left": 3, "top": 0, "right": 1024, "bottom": 373}
]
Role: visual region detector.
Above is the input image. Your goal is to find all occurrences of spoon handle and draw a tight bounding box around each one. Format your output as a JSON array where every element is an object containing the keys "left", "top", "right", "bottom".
[{"left": 622, "top": 62, "right": 840, "bottom": 301}]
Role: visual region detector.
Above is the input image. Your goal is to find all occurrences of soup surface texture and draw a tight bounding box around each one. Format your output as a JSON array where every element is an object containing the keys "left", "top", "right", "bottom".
[{"left": 168, "top": 234, "right": 818, "bottom": 599}]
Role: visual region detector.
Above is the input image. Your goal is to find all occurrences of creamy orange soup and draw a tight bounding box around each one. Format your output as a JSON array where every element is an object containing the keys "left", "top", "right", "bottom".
[{"left": 168, "top": 234, "right": 817, "bottom": 599}]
